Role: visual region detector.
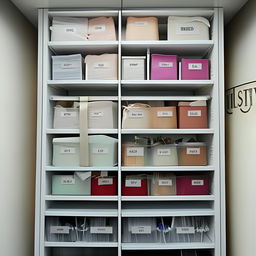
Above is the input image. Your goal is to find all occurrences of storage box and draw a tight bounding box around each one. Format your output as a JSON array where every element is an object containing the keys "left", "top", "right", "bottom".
[
  {"left": 151, "top": 54, "right": 178, "bottom": 80},
  {"left": 167, "top": 16, "right": 210, "bottom": 40},
  {"left": 122, "top": 56, "right": 146, "bottom": 80},
  {"left": 150, "top": 144, "right": 178, "bottom": 166},
  {"left": 122, "top": 143, "right": 147, "bottom": 166},
  {"left": 91, "top": 176, "right": 117, "bottom": 195},
  {"left": 84, "top": 54, "right": 118, "bottom": 80},
  {"left": 151, "top": 172, "right": 176, "bottom": 196},
  {"left": 178, "top": 101, "right": 208, "bottom": 129},
  {"left": 125, "top": 17, "right": 159, "bottom": 41},
  {"left": 88, "top": 17, "right": 116, "bottom": 41},
  {"left": 178, "top": 142, "right": 207, "bottom": 166},
  {"left": 50, "top": 17, "right": 89, "bottom": 41},
  {"left": 181, "top": 59, "right": 209, "bottom": 80},
  {"left": 150, "top": 106, "right": 177, "bottom": 129},
  {"left": 52, "top": 172, "right": 91, "bottom": 195},
  {"left": 122, "top": 176, "right": 148, "bottom": 196},
  {"left": 52, "top": 54, "right": 83, "bottom": 80},
  {"left": 122, "top": 104, "right": 151, "bottom": 129},
  {"left": 176, "top": 176, "right": 209, "bottom": 195}
]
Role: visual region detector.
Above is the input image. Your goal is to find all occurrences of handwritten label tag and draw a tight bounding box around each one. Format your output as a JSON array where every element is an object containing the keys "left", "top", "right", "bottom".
[
  {"left": 176, "top": 24, "right": 199, "bottom": 34},
  {"left": 60, "top": 147, "right": 76, "bottom": 154},
  {"left": 90, "top": 227, "right": 113, "bottom": 234},
  {"left": 131, "top": 226, "right": 151, "bottom": 234},
  {"left": 186, "top": 148, "right": 200, "bottom": 155},
  {"left": 188, "top": 63, "right": 203, "bottom": 70},
  {"left": 188, "top": 110, "right": 201, "bottom": 117},
  {"left": 157, "top": 111, "right": 173, "bottom": 117},
  {"left": 128, "top": 111, "right": 144, "bottom": 118},
  {"left": 134, "top": 21, "right": 148, "bottom": 26},
  {"left": 157, "top": 148, "right": 171, "bottom": 156},
  {"left": 89, "top": 111, "right": 104, "bottom": 118},
  {"left": 61, "top": 63, "right": 76, "bottom": 69},
  {"left": 94, "top": 62, "right": 109, "bottom": 68},
  {"left": 176, "top": 227, "right": 195, "bottom": 234},
  {"left": 159, "top": 62, "right": 173, "bottom": 68},
  {"left": 60, "top": 111, "right": 77, "bottom": 117},
  {"left": 50, "top": 226, "right": 70, "bottom": 234},
  {"left": 125, "top": 179, "right": 141, "bottom": 187},
  {"left": 127, "top": 147, "right": 144, "bottom": 157},
  {"left": 159, "top": 179, "right": 173, "bottom": 186},
  {"left": 129, "top": 63, "right": 139, "bottom": 67},
  {"left": 93, "top": 25, "right": 106, "bottom": 32},
  {"left": 65, "top": 27, "right": 76, "bottom": 33},
  {"left": 61, "top": 176, "right": 75, "bottom": 185},
  {"left": 192, "top": 179, "right": 204, "bottom": 186},
  {"left": 98, "top": 178, "right": 113, "bottom": 185},
  {"left": 92, "top": 148, "right": 109, "bottom": 154}
]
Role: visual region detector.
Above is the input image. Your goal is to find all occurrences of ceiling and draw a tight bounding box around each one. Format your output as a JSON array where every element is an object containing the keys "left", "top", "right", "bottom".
[{"left": 10, "top": 0, "right": 248, "bottom": 26}]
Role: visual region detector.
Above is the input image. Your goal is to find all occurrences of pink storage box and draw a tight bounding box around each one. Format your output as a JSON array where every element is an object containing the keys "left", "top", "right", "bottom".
[
  {"left": 181, "top": 59, "right": 209, "bottom": 80},
  {"left": 151, "top": 54, "right": 178, "bottom": 80},
  {"left": 176, "top": 176, "right": 209, "bottom": 195}
]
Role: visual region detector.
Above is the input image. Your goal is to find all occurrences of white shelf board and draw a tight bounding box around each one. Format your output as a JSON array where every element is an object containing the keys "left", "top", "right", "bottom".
[
  {"left": 48, "top": 80, "right": 118, "bottom": 91},
  {"left": 121, "top": 129, "right": 214, "bottom": 135},
  {"left": 45, "top": 195, "right": 119, "bottom": 201},
  {"left": 121, "top": 166, "right": 214, "bottom": 172},
  {"left": 45, "top": 208, "right": 118, "bottom": 217},
  {"left": 45, "top": 166, "right": 118, "bottom": 171},
  {"left": 45, "top": 241, "right": 118, "bottom": 248},
  {"left": 121, "top": 208, "right": 214, "bottom": 217},
  {"left": 121, "top": 195, "right": 215, "bottom": 201},
  {"left": 121, "top": 40, "right": 214, "bottom": 56},
  {"left": 121, "top": 80, "right": 213, "bottom": 90},
  {"left": 46, "top": 129, "right": 118, "bottom": 134},
  {"left": 121, "top": 96, "right": 211, "bottom": 101},
  {"left": 121, "top": 242, "right": 215, "bottom": 250},
  {"left": 49, "top": 41, "right": 118, "bottom": 54},
  {"left": 49, "top": 96, "right": 118, "bottom": 101}
]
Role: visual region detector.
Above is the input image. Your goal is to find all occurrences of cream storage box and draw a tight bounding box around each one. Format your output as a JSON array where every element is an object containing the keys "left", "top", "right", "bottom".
[
  {"left": 52, "top": 135, "right": 118, "bottom": 167},
  {"left": 167, "top": 16, "right": 210, "bottom": 40},
  {"left": 52, "top": 54, "right": 84, "bottom": 80},
  {"left": 122, "top": 56, "right": 146, "bottom": 80},
  {"left": 151, "top": 172, "right": 176, "bottom": 196}
]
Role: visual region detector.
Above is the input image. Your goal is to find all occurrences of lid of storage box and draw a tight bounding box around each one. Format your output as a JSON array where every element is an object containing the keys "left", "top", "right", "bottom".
[
  {"left": 89, "top": 135, "right": 118, "bottom": 144},
  {"left": 53, "top": 137, "right": 80, "bottom": 144},
  {"left": 122, "top": 56, "right": 146, "bottom": 60},
  {"left": 178, "top": 142, "right": 206, "bottom": 147},
  {"left": 168, "top": 16, "right": 210, "bottom": 27},
  {"left": 52, "top": 54, "right": 82, "bottom": 60},
  {"left": 178, "top": 100, "right": 207, "bottom": 107}
]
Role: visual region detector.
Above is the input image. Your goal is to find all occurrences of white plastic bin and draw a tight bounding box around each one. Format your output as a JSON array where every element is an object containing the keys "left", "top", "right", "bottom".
[
  {"left": 52, "top": 54, "right": 84, "bottom": 80},
  {"left": 122, "top": 56, "right": 146, "bottom": 80}
]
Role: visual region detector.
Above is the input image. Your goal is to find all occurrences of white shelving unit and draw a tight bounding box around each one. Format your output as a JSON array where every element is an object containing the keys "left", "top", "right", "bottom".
[{"left": 36, "top": 7, "right": 225, "bottom": 256}]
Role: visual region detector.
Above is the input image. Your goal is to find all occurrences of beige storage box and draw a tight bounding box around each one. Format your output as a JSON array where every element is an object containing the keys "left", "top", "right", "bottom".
[
  {"left": 122, "top": 104, "right": 151, "bottom": 129},
  {"left": 84, "top": 54, "right": 118, "bottom": 80},
  {"left": 151, "top": 172, "right": 176, "bottom": 196},
  {"left": 150, "top": 106, "right": 177, "bottom": 129},
  {"left": 88, "top": 17, "right": 117, "bottom": 41},
  {"left": 125, "top": 17, "right": 159, "bottom": 41},
  {"left": 167, "top": 16, "right": 210, "bottom": 40},
  {"left": 122, "top": 143, "right": 147, "bottom": 166},
  {"left": 122, "top": 56, "right": 146, "bottom": 80},
  {"left": 50, "top": 17, "right": 89, "bottom": 41}
]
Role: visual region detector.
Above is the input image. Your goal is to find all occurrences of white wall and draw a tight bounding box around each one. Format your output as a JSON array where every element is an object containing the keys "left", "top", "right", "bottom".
[
  {"left": 0, "top": 0, "right": 37, "bottom": 255},
  {"left": 225, "top": 0, "right": 256, "bottom": 255}
]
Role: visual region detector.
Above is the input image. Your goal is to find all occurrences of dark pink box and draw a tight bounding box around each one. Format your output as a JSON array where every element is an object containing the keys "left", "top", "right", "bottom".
[
  {"left": 176, "top": 176, "right": 209, "bottom": 195},
  {"left": 181, "top": 59, "right": 209, "bottom": 80}
]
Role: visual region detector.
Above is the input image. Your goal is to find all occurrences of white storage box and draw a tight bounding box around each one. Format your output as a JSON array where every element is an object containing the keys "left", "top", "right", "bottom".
[
  {"left": 53, "top": 101, "right": 118, "bottom": 129},
  {"left": 84, "top": 54, "right": 118, "bottom": 80},
  {"left": 167, "top": 16, "right": 210, "bottom": 40},
  {"left": 122, "top": 104, "right": 151, "bottom": 129},
  {"left": 50, "top": 17, "right": 89, "bottom": 41},
  {"left": 151, "top": 144, "right": 178, "bottom": 166},
  {"left": 52, "top": 54, "right": 83, "bottom": 80},
  {"left": 122, "top": 56, "right": 146, "bottom": 80}
]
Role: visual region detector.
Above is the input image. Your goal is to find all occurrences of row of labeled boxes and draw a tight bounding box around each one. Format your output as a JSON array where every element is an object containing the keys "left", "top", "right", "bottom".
[
  {"left": 53, "top": 100, "right": 208, "bottom": 130},
  {"left": 50, "top": 16, "right": 211, "bottom": 41},
  {"left": 52, "top": 136, "right": 208, "bottom": 167},
  {"left": 46, "top": 216, "right": 212, "bottom": 243},
  {"left": 51, "top": 172, "right": 210, "bottom": 196},
  {"left": 52, "top": 53, "right": 210, "bottom": 81}
]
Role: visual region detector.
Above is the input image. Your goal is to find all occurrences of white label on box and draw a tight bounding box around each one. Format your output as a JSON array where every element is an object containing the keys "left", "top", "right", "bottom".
[
  {"left": 176, "top": 24, "right": 199, "bottom": 34},
  {"left": 65, "top": 27, "right": 76, "bottom": 33},
  {"left": 129, "top": 62, "right": 139, "bottom": 67},
  {"left": 61, "top": 63, "right": 76, "bottom": 69},
  {"left": 159, "top": 179, "right": 173, "bottom": 186},
  {"left": 50, "top": 226, "right": 70, "bottom": 234},
  {"left": 159, "top": 62, "right": 173, "bottom": 68},
  {"left": 188, "top": 110, "right": 202, "bottom": 117},
  {"left": 93, "top": 25, "right": 106, "bottom": 31},
  {"left": 92, "top": 147, "right": 109, "bottom": 154},
  {"left": 134, "top": 21, "right": 148, "bottom": 26},
  {"left": 176, "top": 227, "right": 195, "bottom": 234},
  {"left": 186, "top": 147, "right": 200, "bottom": 155},
  {"left": 157, "top": 148, "right": 171, "bottom": 156},
  {"left": 60, "top": 147, "right": 76, "bottom": 154},
  {"left": 127, "top": 147, "right": 144, "bottom": 157},
  {"left": 131, "top": 226, "right": 151, "bottom": 234},
  {"left": 90, "top": 227, "right": 113, "bottom": 234},
  {"left": 192, "top": 179, "right": 204, "bottom": 186},
  {"left": 61, "top": 176, "right": 75, "bottom": 185},
  {"left": 188, "top": 63, "right": 203, "bottom": 70},
  {"left": 128, "top": 111, "right": 144, "bottom": 118},
  {"left": 94, "top": 62, "right": 109, "bottom": 68},
  {"left": 157, "top": 111, "right": 173, "bottom": 117},
  {"left": 60, "top": 111, "right": 77, "bottom": 117},
  {"left": 125, "top": 179, "right": 141, "bottom": 187},
  {"left": 89, "top": 111, "right": 104, "bottom": 118},
  {"left": 98, "top": 178, "right": 113, "bottom": 185}
]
